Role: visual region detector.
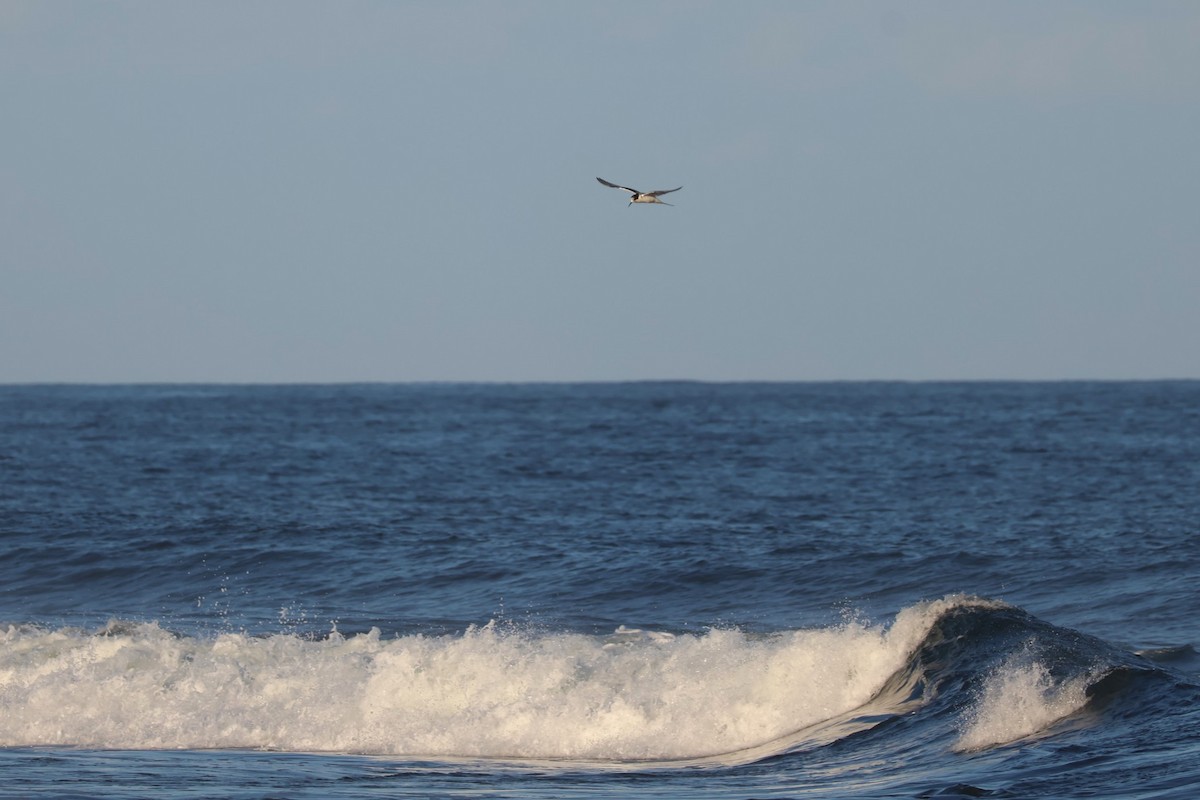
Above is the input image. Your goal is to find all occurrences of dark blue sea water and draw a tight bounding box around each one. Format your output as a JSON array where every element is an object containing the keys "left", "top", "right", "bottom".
[{"left": 1, "top": 382, "right": 1197, "bottom": 799}]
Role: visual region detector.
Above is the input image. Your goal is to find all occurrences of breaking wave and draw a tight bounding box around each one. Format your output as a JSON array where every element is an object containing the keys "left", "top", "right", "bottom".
[{"left": 0, "top": 596, "right": 1173, "bottom": 764}]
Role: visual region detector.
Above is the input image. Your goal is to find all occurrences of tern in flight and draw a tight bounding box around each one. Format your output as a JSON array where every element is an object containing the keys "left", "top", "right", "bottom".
[{"left": 596, "top": 177, "right": 682, "bottom": 206}]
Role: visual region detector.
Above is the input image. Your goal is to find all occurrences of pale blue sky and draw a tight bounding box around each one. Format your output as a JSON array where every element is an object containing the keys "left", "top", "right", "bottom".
[{"left": 3, "top": 1, "right": 1198, "bottom": 382}]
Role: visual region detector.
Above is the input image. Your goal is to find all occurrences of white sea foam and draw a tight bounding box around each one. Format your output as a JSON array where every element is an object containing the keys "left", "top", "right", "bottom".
[
  {"left": 956, "top": 655, "right": 1092, "bottom": 751},
  {"left": 0, "top": 598, "right": 986, "bottom": 760}
]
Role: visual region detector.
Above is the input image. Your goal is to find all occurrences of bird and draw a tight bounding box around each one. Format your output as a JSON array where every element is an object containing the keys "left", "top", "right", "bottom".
[{"left": 596, "top": 177, "right": 682, "bottom": 206}]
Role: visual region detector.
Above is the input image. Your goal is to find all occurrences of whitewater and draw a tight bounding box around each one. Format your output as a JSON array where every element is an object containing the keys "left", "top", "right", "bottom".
[{"left": 2, "top": 597, "right": 1002, "bottom": 758}]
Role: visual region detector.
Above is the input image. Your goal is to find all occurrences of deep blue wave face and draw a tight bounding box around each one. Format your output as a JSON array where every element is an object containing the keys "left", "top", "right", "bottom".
[{"left": 1, "top": 382, "right": 1198, "bottom": 798}]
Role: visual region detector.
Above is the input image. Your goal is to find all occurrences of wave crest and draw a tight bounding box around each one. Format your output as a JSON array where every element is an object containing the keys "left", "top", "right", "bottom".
[{"left": 1, "top": 596, "right": 1157, "bottom": 763}]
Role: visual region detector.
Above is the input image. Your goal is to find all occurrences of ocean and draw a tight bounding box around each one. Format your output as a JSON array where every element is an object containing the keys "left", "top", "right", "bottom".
[{"left": 1, "top": 382, "right": 1197, "bottom": 799}]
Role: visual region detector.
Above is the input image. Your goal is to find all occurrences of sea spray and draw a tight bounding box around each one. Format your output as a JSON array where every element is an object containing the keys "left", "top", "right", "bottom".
[{"left": 956, "top": 653, "right": 1093, "bottom": 751}]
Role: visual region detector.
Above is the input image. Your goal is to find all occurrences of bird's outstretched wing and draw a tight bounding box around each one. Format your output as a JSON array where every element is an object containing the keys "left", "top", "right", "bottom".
[
  {"left": 646, "top": 186, "right": 682, "bottom": 197},
  {"left": 596, "top": 177, "right": 639, "bottom": 194}
]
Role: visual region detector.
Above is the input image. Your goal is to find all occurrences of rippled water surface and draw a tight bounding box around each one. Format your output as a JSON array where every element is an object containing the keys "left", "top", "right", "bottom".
[{"left": 2, "top": 382, "right": 1197, "bottom": 798}]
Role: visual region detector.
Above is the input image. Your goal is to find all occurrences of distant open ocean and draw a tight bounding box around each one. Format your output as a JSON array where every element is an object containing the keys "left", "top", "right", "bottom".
[{"left": 1, "top": 382, "right": 1197, "bottom": 799}]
